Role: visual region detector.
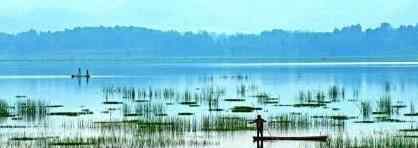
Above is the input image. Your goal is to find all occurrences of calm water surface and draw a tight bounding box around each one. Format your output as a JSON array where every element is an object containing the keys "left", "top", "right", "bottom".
[{"left": 1, "top": 61, "right": 418, "bottom": 148}]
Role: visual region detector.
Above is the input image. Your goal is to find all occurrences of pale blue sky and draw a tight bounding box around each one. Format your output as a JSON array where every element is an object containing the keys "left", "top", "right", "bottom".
[{"left": 1, "top": 0, "right": 418, "bottom": 33}]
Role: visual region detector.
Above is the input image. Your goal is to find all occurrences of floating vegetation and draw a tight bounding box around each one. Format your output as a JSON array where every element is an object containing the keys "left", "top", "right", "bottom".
[
  {"left": 135, "top": 99, "right": 149, "bottom": 103},
  {"left": 155, "top": 113, "right": 168, "bottom": 116},
  {"left": 46, "top": 105, "right": 64, "bottom": 108},
  {"left": 263, "top": 100, "right": 279, "bottom": 104},
  {"left": 0, "top": 125, "right": 30, "bottom": 128},
  {"left": 399, "top": 128, "right": 418, "bottom": 132},
  {"left": 224, "top": 98, "right": 245, "bottom": 102},
  {"left": 353, "top": 120, "right": 375, "bottom": 123},
  {"left": 103, "top": 101, "right": 123, "bottom": 104},
  {"left": 230, "top": 106, "right": 260, "bottom": 113},
  {"left": 178, "top": 112, "right": 194, "bottom": 116},
  {"left": 179, "top": 101, "right": 198, "bottom": 105},
  {"left": 208, "top": 108, "right": 223, "bottom": 112},
  {"left": 329, "top": 115, "right": 356, "bottom": 120},
  {"left": 15, "top": 95, "right": 27, "bottom": 98},
  {"left": 47, "top": 110, "right": 93, "bottom": 117},
  {"left": 293, "top": 103, "right": 325, "bottom": 108},
  {"left": 10, "top": 136, "right": 57, "bottom": 141},
  {"left": 124, "top": 113, "right": 143, "bottom": 117},
  {"left": 48, "top": 112, "right": 79, "bottom": 116}
]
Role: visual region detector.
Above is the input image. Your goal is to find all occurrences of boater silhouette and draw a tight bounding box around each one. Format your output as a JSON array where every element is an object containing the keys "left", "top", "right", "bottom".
[
  {"left": 86, "top": 69, "right": 90, "bottom": 77},
  {"left": 250, "top": 115, "right": 266, "bottom": 138}
]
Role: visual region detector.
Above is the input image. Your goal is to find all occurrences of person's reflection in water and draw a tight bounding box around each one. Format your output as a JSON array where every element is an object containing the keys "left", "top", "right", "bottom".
[
  {"left": 77, "top": 77, "right": 82, "bottom": 86},
  {"left": 256, "top": 140, "right": 264, "bottom": 148}
]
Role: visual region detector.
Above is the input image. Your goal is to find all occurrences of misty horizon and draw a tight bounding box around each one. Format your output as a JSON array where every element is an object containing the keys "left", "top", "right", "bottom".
[{"left": 2, "top": 22, "right": 418, "bottom": 35}]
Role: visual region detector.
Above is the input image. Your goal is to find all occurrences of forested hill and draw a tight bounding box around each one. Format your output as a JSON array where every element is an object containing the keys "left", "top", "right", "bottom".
[{"left": 1, "top": 23, "right": 418, "bottom": 59}]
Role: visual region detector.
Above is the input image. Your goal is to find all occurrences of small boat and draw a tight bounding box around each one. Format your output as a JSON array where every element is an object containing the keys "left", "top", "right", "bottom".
[
  {"left": 253, "top": 135, "right": 328, "bottom": 142},
  {"left": 71, "top": 68, "right": 90, "bottom": 78},
  {"left": 71, "top": 74, "right": 90, "bottom": 78}
]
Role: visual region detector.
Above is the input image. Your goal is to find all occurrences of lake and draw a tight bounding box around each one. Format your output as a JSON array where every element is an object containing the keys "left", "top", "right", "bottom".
[{"left": 1, "top": 60, "right": 418, "bottom": 148}]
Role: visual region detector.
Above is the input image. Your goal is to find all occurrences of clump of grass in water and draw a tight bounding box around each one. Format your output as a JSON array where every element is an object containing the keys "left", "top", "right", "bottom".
[
  {"left": 236, "top": 83, "right": 247, "bottom": 97},
  {"left": 404, "top": 101, "right": 418, "bottom": 116},
  {"left": 294, "top": 90, "right": 328, "bottom": 107},
  {"left": 354, "top": 101, "right": 374, "bottom": 123},
  {"left": 328, "top": 85, "right": 340, "bottom": 101},
  {"left": 270, "top": 113, "right": 333, "bottom": 130},
  {"left": 372, "top": 96, "right": 405, "bottom": 122},
  {"left": 0, "top": 99, "right": 10, "bottom": 117},
  {"left": 201, "top": 116, "right": 254, "bottom": 131},
  {"left": 374, "top": 96, "right": 392, "bottom": 115},
  {"left": 46, "top": 134, "right": 216, "bottom": 148},
  {"left": 360, "top": 101, "right": 371, "bottom": 119},
  {"left": 16, "top": 99, "right": 47, "bottom": 121},
  {"left": 95, "top": 116, "right": 192, "bottom": 133}
]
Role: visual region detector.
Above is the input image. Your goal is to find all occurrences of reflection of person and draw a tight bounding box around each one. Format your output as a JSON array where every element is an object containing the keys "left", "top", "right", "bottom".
[
  {"left": 250, "top": 115, "right": 266, "bottom": 138},
  {"left": 257, "top": 140, "right": 264, "bottom": 148}
]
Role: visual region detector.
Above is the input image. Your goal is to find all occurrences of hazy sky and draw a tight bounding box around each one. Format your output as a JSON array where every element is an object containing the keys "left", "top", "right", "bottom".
[{"left": 1, "top": 0, "right": 418, "bottom": 33}]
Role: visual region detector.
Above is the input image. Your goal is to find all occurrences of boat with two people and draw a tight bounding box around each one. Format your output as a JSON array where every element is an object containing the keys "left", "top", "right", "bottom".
[{"left": 71, "top": 68, "right": 91, "bottom": 78}]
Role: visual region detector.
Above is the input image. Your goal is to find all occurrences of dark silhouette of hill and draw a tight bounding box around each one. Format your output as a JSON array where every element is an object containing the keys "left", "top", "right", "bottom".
[{"left": 1, "top": 23, "right": 418, "bottom": 59}]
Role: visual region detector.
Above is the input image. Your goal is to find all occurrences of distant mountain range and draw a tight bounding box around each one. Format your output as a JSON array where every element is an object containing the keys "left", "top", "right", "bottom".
[{"left": 1, "top": 23, "right": 418, "bottom": 60}]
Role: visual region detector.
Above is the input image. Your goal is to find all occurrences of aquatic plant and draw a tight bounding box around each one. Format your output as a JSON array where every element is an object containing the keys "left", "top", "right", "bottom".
[
  {"left": 230, "top": 106, "right": 260, "bottom": 113},
  {"left": 201, "top": 116, "right": 254, "bottom": 131},
  {"left": 319, "top": 134, "right": 418, "bottom": 148},
  {"left": 270, "top": 113, "right": 333, "bottom": 130},
  {"left": 372, "top": 95, "right": 399, "bottom": 122},
  {"left": 16, "top": 99, "right": 47, "bottom": 121},
  {"left": 404, "top": 101, "right": 418, "bottom": 116},
  {"left": 360, "top": 101, "right": 372, "bottom": 120},
  {"left": 0, "top": 99, "right": 9, "bottom": 117}
]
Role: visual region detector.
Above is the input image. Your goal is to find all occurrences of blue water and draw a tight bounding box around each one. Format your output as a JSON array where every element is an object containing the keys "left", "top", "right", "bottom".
[{"left": 1, "top": 61, "right": 418, "bottom": 147}]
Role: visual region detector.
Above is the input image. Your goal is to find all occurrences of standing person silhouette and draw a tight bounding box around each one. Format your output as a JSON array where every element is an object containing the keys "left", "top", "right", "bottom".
[
  {"left": 251, "top": 115, "right": 266, "bottom": 138},
  {"left": 86, "top": 69, "right": 90, "bottom": 77}
]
